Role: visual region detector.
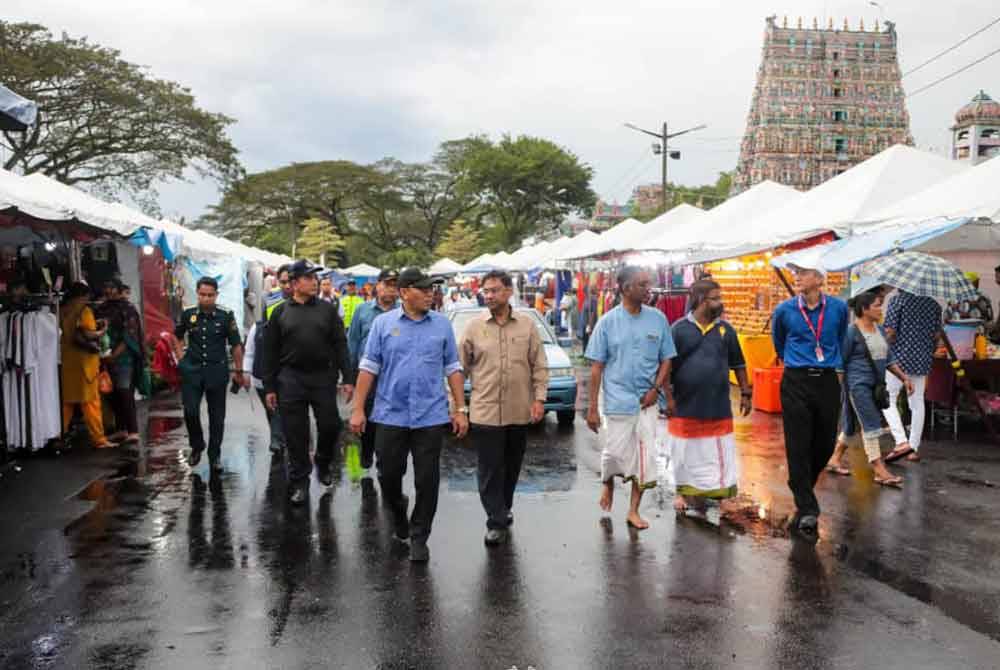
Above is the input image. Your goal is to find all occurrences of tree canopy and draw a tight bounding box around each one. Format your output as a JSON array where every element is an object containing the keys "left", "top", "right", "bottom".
[
  {"left": 296, "top": 217, "right": 345, "bottom": 265},
  {"left": 0, "top": 21, "right": 242, "bottom": 213},
  {"left": 205, "top": 134, "right": 596, "bottom": 267},
  {"left": 434, "top": 219, "right": 482, "bottom": 264}
]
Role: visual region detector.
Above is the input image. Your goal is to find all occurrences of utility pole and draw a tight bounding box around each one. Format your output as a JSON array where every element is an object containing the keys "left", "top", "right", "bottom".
[{"left": 624, "top": 121, "right": 707, "bottom": 212}]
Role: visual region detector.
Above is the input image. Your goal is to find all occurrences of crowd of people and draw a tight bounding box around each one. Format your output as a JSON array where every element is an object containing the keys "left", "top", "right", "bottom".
[{"left": 166, "top": 255, "right": 999, "bottom": 561}]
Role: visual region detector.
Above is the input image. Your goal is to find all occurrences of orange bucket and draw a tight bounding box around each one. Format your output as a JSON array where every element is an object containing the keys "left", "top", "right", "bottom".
[{"left": 752, "top": 367, "right": 784, "bottom": 413}]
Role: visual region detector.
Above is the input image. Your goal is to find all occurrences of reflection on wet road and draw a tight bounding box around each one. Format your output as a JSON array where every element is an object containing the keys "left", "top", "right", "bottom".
[{"left": 1, "top": 390, "right": 999, "bottom": 668}]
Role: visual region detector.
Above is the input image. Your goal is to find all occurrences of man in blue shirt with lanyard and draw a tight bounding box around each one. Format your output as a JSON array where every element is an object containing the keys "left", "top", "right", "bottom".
[{"left": 771, "top": 262, "right": 849, "bottom": 541}]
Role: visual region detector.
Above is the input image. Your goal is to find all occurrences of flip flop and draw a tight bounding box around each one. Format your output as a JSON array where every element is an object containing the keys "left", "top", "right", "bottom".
[
  {"left": 906, "top": 452, "right": 922, "bottom": 463},
  {"left": 874, "top": 476, "right": 903, "bottom": 489},
  {"left": 825, "top": 464, "right": 851, "bottom": 476},
  {"left": 884, "top": 446, "right": 914, "bottom": 463}
]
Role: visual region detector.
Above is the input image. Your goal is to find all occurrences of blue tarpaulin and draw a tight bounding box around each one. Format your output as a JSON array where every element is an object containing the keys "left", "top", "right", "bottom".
[
  {"left": 771, "top": 217, "right": 971, "bottom": 273},
  {"left": 0, "top": 85, "right": 37, "bottom": 132}
]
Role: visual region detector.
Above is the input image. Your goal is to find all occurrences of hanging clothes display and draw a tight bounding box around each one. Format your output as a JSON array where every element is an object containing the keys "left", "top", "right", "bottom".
[{"left": 1, "top": 307, "right": 61, "bottom": 451}]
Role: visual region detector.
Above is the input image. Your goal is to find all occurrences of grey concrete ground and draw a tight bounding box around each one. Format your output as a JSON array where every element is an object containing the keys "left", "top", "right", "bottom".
[{"left": 1, "top": 385, "right": 999, "bottom": 669}]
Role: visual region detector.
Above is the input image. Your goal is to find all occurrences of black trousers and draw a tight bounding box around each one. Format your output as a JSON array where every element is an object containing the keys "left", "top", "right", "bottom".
[
  {"left": 111, "top": 384, "right": 139, "bottom": 435},
  {"left": 255, "top": 388, "right": 286, "bottom": 450},
  {"left": 360, "top": 393, "right": 377, "bottom": 470},
  {"left": 182, "top": 369, "right": 228, "bottom": 461},
  {"left": 474, "top": 424, "right": 527, "bottom": 530},
  {"left": 278, "top": 368, "right": 343, "bottom": 484},
  {"left": 780, "top": 368, "right": 842, "bottom": 518},
  {"left": 375, "top": 424, "right": 446, "bottom": 543}
]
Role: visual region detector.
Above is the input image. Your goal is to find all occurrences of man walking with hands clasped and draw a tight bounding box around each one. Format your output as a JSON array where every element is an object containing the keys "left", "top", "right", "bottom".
[
  {"left": 350, "top": 268, "right": 469, "bottom": 562},
  {"left": 459, "top": 270, "right": 548, "bottom": 546},
  {"left": 262, "top": 260, "right": 355, "bottom": 505}
]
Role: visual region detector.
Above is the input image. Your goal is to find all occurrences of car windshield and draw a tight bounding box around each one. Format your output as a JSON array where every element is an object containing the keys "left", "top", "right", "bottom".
[{"left": 450, "top": 308, "right": 556, "bottom": 345}]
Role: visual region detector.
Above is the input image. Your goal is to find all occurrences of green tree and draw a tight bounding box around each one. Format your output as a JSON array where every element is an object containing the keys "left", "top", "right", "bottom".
[
  {"left": 630, "top": 171, "right": 734, "bottom": 222},
  {"left": 201, "top": 160, "right": 381, "bottom": 262},
  {"left": 450, "top": 134, "right": 596, "bottom": 249},
  {"left": 0, "top": 21, "right": 241, "bottom": 213},
  {"left": 434, "top": 219, "right": 482, "bottom": 263},
  {"left": 296, "top": 217, "right": 345, "bottom": 265}
]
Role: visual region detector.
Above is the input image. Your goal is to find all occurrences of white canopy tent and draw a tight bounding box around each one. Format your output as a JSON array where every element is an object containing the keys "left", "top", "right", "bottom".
[
  {"left": 637, "top": 181, "right": 803, "bottom": 258},
  {"left": 561, "top": 218, "right": 644, "bottom": 260},
  {"left": 428, "top": 257, "right": 463, "bottom": 274},
  {"left": 702, "top": 145, "right": 968, "bottom": 254},
  {"left": 343, "top": 262, "right": 381, "bottom": 276},
  {"left": 635, "top": 203, "right": 708, "bottom": 251}
]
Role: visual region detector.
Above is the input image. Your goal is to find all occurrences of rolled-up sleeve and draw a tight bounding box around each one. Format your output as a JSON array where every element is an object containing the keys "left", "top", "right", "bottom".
[
  {"left": 443, "top": 325, "right": 462, "bottom": 377},
  {"left": 359, "top": 317, "right": 383, "bottom": 376},
  {"left": 585, "top": 317, "right": 609, "bottom": 362}
]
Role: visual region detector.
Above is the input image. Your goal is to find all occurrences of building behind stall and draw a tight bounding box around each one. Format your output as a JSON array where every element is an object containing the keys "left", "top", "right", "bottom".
[
  {"left": 951, "top": 90, "right": 1000, "bottom": 165},
  {"left": 732, "top": 15, "right": 912, "bottom": 194}
]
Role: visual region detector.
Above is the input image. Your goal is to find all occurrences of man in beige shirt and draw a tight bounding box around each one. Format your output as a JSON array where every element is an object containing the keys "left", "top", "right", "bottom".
[{"left": 460, "top": 270, "right": 549, "bottom": 546}]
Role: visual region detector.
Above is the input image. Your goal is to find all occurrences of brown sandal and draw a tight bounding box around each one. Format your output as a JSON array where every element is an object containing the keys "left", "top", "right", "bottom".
[
  {"left": 884, "top": 445, "right": 914, "bottom": 463},
  {"left": 825, "top": 464, "right": 851, "bottom": 476},
  {"left": 874, "top": 475, "right": 903, "bottom": 488}
]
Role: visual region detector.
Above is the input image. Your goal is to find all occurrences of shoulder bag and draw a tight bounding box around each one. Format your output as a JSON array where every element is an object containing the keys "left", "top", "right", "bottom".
[{"left": 853, "top": 326, "right": 890, "bottom": 410}]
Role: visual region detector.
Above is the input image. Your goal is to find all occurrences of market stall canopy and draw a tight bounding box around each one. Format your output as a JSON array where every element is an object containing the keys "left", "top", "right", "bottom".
[
  {"left": 0, "top": 84, "right": 37, "bottom": 132},
  {"left": 343, "top": 263, "right": 381, "bottom": 276},
  {"left": 551, "top": 230, "right": 599, "bottom": 264},
  {"left": 706, "top": 145, "right": 967, "bottom": 253},
  {"left": 772, "top": 216, "right": 974, "bottom": 272},
  {"left": 862, "top": 152, "right": 1000, "bottom": 224},
  {"left": 428, "top": 257, "right": 463, "bottom": 274},
  {"left": 638, "top": 180, "right": 802, "bottom": 256},
  {"left": 562, "top": 218, "right": 643, "bottom": 260},
  {"left": 635, "top": 203, "right": 707, "bottom": 251},
  {"left": 462, "top": 253, "right": 495, "bottom": 272}
]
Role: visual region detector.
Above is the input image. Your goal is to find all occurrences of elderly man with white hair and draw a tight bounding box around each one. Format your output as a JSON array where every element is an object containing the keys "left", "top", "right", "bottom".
[{"left": 771, "top": 261, "right": 849, "bottom": 542}]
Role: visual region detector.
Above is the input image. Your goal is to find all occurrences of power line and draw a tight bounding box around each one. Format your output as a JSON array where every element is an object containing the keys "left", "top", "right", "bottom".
[
  {"left": 604, "top": 148, "right": 653, "bottom": 198},
  {"left": 903, "top": 16, "right": 1000, "bottom": 78},
  {"left": 906, "top": 44, "right": 1000, "bottom": 98}
]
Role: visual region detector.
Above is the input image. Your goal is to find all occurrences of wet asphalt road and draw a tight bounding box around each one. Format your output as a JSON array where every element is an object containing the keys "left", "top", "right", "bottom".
[{"left": 2, "top": 383, "right": 1000, "bottom": 669}]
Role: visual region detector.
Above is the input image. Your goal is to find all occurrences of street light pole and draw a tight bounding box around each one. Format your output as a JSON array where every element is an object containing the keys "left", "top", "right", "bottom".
[{"left": 624, "top": 121, "right": 707, "bottom": 212}]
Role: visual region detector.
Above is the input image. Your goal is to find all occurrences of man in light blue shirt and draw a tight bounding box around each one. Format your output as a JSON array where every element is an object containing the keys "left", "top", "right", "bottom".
[
  {"left": 585, "top": 266, "right": 675, "bottom": 530},
  {"left": 347, "top": 269, "right": 399, "bottom": 478},
  {"left": 350, "top": 268, "right": 469, "bottom": 562}
]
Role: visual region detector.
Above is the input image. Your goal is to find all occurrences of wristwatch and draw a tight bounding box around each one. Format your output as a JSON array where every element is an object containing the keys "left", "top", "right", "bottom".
[{"left": 456, "top": 407, "right": 469, "bottom": 415}]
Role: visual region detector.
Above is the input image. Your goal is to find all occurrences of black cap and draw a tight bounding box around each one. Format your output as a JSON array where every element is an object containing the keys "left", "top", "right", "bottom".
[
  {"left": 398, "top": 267, "right": 443, "bottom": 289},
  {"left": 288, "top": 259, "right": 323, "bottom": 279},
  {"left": 378, "top": 269, "right": 399, "bottom": 282},
  {"left": 343, "top": 278, "right": 357, "bottom": 286}
]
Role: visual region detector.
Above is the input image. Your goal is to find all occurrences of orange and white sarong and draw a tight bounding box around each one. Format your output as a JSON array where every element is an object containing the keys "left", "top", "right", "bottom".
[{"left": 668, "top": 417, "right": 738, "bottom": 499}]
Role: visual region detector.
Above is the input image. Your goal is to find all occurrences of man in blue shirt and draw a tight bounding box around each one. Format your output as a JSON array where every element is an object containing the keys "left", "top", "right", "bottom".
[
  {"left": 350, "top": 267, "right": 469, "bottom": 562},
  {"left": 347, "top": 269, "right": 399, "bottom": 478},
  {"left": 771, "top": 262, "right": 849, "bottom": 541},
  {"left": 585, "top": 266, "right": 676, "bottom": 531}
]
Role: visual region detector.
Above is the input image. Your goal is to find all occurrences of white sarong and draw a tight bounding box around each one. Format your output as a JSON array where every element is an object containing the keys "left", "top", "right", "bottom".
[
  {"left": 669, "top": 425, "right": 739, "bottom": 499},
  {"left": 601, "top": 405, "right": 659, "bottom": 489}
]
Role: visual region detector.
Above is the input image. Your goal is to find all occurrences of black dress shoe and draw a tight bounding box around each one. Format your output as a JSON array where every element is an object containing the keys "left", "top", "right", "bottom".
[
  {"left": 188, "top": 449, "right": 203, "bottom": 467},
  {"left": 410, "top": 540, "right": 429, "bottom": 562},
  {"left": 316, "top": 465, "right": 333, "bottom": 487},
  {"left": 393, "top": 494, "right": 410, "bottom": 541},
  {"left": 484, "top": 529, "right": 507, "bottom": 546},
  {"left": 289, "top": 486, "right": 308, "bottom": 506},
  {"left": 506, "top": 510, "right": 514, "bottom": 526},
  {"left": 209, "top": 460, "right": 223, "bottom": 474},
  {"left": 269, "top": 442, "right": 284, "bottom": 455}
]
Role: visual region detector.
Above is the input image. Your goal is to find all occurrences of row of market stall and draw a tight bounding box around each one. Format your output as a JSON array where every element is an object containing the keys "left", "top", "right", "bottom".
[
  {"left": 0, "top": 167, "right": 291, "bottom": 456},
  {"left": 442, "top": 144, "right": 1000, "bottom": 435}
]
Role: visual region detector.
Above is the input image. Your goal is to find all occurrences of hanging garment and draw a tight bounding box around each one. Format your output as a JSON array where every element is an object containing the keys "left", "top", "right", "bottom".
[{"left": 2, "top": 310, "right": 61, "bottom": 451}]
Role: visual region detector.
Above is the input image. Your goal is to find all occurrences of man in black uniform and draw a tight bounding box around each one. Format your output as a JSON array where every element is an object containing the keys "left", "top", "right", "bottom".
[
  {"left": 176, "top": 277, "right": 244, "bottom": 472},
  {"left": 262, "top": 260, "right": 355, "bottom": 504}
]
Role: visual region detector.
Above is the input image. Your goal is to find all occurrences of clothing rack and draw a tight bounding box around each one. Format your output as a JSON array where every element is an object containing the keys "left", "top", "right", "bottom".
[{"left": 0, "top": 292, "right": 63, "bottom": 463}]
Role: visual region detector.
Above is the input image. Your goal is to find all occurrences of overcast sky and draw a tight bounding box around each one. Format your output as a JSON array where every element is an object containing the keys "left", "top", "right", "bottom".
[{"left": 7, "top": 1, "right": 999, "bottom": 221}]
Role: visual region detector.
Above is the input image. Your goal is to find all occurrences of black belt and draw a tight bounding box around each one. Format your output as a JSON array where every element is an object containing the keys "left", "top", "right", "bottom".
[{"left": 786, "top": 367, "right": 837, "bottom": 377}]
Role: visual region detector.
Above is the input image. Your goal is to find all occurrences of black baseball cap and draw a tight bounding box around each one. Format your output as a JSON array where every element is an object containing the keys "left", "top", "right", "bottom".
[
  {"left": 378, "top": 269, "right": 399, "bottom": 282},
  {"left": 288, "top": 259, "right": 324, "bottom": 279},
  {"left": 398, "top": 267, "right": 443, "bottom": 289}
]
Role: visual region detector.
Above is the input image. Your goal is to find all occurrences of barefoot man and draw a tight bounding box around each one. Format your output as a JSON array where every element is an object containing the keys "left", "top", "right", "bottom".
[{"left": 585, "top": 266, "right": 675, "bottom": 529}]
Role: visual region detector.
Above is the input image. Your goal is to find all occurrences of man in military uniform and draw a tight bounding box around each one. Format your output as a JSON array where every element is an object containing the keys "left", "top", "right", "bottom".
[{"left": 176, "top": 277, "right": 245, "bottom": 472}]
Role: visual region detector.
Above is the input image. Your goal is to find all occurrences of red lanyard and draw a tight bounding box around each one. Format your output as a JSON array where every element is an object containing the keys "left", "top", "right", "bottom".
[{"left": 797, "top": 295, "right": 826, "bottom": 346}]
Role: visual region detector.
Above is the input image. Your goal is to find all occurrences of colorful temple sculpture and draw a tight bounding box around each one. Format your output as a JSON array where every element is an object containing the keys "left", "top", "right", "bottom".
[{"left": 733, "top": 16, "right": 912, "bottom": 194}]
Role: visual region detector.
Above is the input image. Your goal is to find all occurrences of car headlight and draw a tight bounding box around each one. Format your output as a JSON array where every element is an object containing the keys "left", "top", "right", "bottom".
[{"left": 550, "top": 367, "right": 575, "bottom": 378}]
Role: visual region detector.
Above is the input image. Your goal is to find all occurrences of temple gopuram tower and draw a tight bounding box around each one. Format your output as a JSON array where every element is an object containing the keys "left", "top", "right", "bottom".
[{"left": 732, "top": 16, "right": 912, "bottom": 194}]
